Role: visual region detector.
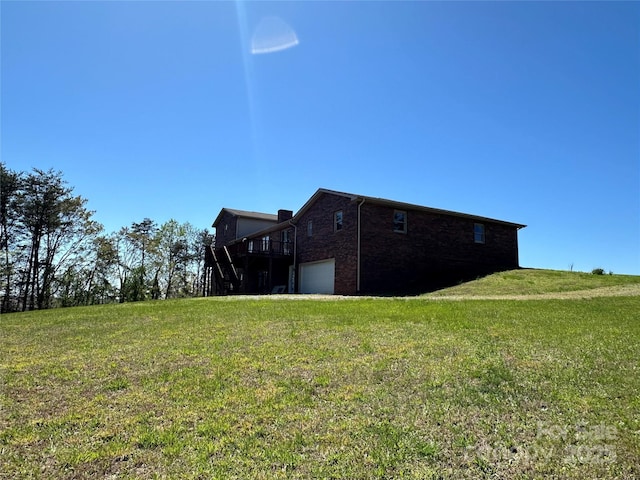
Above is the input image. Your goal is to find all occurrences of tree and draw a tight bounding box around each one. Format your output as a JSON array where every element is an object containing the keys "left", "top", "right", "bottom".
[
  {"left": 0, "top": 164, "right": 23, "bottom": 313},
  {"left": 1, "top": 165, "right": 209, "bottom": 310},
  {"left": 18, "top": 169, "right": 69, "bottom": 310},
  {"left": 114, "top": 219, "right": 158, "bottom": 302},
  {"left": 41, "top": 197, "right": 102, "bottom": 308},
  {"left": 88, "top": 236, "right": 119, "bottom": 303},
  {"left": 193, "top": 228, "right": 214, "bottom": 296},
  {"left": 113, "top": 228, "right": 137, "bottom": 302},
  {"left": 130, "top": 218, "right": 158, "bottom": 272},
  {"left": 7, "top": 168, "right": 101, "bottom": 311},
  {"left": 55, "top": 235, "right": 119, "bottom": 307},
  {"left": 154, "top": 220, "right": 205, "bottom": 299},
  {"left": 154, "top": 219, "right": 180, "bottom": 299}
]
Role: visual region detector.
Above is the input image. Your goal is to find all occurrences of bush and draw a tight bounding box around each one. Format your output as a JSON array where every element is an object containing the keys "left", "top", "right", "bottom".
[{"left": 591, "top": 268, "right": 605, "bottom": 275}]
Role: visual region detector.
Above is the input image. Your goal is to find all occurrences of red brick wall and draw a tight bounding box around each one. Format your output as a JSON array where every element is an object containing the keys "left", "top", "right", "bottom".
[
  {"left": 295, "top": 192, "right": 359, "bottom": 295},
  {"left": 215, "top": 192, "right": 521, "bottom": 295},
  {"left": 278, "top": 209, "right": 293, "bottom": 222},
  {"left": 359, "top": 203, "right": 520, "bottom": 294}
]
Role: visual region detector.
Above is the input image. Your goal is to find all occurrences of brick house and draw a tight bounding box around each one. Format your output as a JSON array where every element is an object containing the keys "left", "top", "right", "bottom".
[{"left": 203, "top": 189, "right": 525, "bottom": 296}]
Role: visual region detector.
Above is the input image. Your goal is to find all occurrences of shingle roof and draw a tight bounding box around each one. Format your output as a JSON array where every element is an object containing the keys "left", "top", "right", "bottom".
[
  {"left": 215, "top": 188, "right": 526, "bottom": 241},
  {"left": 212, "top": 208, "right": 278, "bottom": 228},
  {"left": 297, "top": 188, "right": 526, "bottom": 229}
]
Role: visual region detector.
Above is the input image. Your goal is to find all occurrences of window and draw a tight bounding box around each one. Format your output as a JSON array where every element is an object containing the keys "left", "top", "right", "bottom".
[
  {"left": 334, "top": 210, "right": 343, "bottom": 231},
  {"left": 393, "top": 210, "right": 407, "bottom": 233},
  {"left": 261, "top": 235, "right": 270, "bottom": 252},
  {"left": 474, "top": 223, "right": 485, "bottom": 244},
  {"left": 282, "top": 229, "right": 291, "bottom": 255},
  {"left": 307, "top": 219, "right": 313, "bottom": 237}
]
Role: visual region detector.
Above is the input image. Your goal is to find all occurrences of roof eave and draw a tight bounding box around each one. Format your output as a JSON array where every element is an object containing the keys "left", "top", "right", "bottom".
[{"left": 212, "top": 208, "right": 278, "bottom": 229}]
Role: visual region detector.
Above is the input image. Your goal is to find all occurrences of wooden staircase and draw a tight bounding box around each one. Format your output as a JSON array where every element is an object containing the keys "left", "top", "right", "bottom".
[{"left": 209, "top": 245, "right": 241, "bottom": 295}]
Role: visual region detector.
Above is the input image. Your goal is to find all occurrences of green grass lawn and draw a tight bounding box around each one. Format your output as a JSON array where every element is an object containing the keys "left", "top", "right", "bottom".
[
  {"left": 1, "top": 272, "right": 639, "bottom": 479},
  {"left": 425, "top": 268, "right": 640, "bottom": 297}
]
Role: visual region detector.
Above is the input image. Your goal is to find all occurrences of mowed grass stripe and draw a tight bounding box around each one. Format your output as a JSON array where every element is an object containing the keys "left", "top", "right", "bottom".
[{"left": 1, "top": 295, "right": 639, "bottom": 479}]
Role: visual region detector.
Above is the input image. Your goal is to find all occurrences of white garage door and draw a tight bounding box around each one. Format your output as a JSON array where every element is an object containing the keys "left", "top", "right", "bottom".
[{"left": 299, "top": 259, "right": 335, "bottom": 294}]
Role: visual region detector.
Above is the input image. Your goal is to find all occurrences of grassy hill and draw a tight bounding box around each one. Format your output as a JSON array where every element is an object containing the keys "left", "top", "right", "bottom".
[
  {"left": 1, "top": 274, "right": 639, "bottom": 479},
  {"left": 425, "top": 268, "right": 640, "bottom": 298}
]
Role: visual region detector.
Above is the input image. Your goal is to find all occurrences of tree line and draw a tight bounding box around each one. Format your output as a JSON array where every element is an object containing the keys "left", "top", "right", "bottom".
[{"left": 1, "top": 164, "right": 213, "bottom": 313}]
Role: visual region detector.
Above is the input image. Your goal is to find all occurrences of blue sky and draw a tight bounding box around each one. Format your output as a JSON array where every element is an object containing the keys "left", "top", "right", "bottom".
[{"left": 2, "top": 1, "right": 639, "bottom": 274}]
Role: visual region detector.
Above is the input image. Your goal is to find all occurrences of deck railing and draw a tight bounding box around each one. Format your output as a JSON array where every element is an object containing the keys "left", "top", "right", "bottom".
[{"left": 226, "top": 239, "right": 293, "bottom": 257}]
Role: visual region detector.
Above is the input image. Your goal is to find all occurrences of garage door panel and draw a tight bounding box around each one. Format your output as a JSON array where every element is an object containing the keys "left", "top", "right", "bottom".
[{"left": 299, "top": 259, "right": 335, "bottom": 294}]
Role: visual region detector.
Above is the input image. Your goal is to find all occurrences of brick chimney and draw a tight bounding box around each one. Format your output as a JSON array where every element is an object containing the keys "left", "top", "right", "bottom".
[{"left": 277, "top": 209, "right": 293, "bottom": 222}]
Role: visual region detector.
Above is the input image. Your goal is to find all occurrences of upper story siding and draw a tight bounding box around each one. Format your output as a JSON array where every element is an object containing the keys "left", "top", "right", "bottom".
[
  {"left": 213, "top": 210, "right": 238, "bottom": 247},
  {"left": 213, "top": 209, "right": 278, "bottom": 247}
]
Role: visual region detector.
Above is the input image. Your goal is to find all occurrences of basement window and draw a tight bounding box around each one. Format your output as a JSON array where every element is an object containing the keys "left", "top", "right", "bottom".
[
  {"left": 474, "top": 223, "right": 485, "bottom": 244},
  {"left": 393, "top": 210, "right": 407, "bottom": 233},
  {"left": 334, "top": 211, "right": 343, "bottom": 232}
]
